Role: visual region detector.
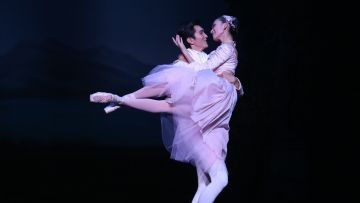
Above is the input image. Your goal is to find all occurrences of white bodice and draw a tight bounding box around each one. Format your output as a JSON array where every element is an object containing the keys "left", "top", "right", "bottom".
[{"left": 186, "top": 42, "right": 238, "bottom": 75}]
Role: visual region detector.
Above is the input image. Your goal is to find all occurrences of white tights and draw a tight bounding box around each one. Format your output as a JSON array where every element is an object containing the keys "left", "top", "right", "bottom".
[
  {"left": 192, "top": 166, "right": 210, "bottom": 203},
  {"left": 195, "top": 159, "right": 228, "bottom": 203}
]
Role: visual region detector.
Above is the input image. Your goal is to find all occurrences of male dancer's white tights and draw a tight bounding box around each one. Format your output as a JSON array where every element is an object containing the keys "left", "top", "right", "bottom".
[
  {"left": 196, "top": 159, "right": 228, "bottom": 203},
  {"left": 192, "top": 165, "right": 210, "bottom": 203}
]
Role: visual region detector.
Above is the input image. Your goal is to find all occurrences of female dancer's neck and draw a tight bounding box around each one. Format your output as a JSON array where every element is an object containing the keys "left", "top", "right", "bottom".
[{"left": 219, "top": 33, "right": 234, "bottom": 44}]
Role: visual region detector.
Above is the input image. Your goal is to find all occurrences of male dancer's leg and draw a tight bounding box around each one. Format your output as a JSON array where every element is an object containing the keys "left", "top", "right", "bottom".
[
  {"left": 197, "top": 159, "right": 228, "bottom": 203},
  {"left": 192, "top": 165, "right": 210, "bottom": 203}
]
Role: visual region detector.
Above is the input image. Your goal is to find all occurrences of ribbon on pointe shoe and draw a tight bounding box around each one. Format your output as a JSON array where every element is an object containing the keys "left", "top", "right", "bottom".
[
  {"left": 104, "top": 103, "right": 120, "bottom": 114},
  {"left": 100, "top": 93, "right": 135, "bottom": 114}
]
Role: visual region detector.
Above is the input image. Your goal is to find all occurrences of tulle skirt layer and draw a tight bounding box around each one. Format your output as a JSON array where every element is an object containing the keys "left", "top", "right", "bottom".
[{"left": 142, "top": 64, "right": 238, "bottom": 172}]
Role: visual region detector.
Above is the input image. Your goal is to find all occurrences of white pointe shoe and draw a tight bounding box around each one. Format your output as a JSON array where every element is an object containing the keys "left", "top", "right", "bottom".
[
  {"left": 90, "top": 92, "right": 125, "bottom": 114},
  {"left": 90, "top": 92, "right": 135, "bottom": 114},
  {"left": 90, "top": 92, "right": 123, "bottom": 103},
  {"left": 90, "top": 92, "right": 113, "bottom": 103}
]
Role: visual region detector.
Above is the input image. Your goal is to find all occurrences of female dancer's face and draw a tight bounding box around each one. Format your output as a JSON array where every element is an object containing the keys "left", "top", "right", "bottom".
[{"left": 210, "top": 19, "right": 226, "bottom": 42}]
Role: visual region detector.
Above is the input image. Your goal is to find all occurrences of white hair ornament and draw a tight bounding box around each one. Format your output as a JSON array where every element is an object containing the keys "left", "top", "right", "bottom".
[{"left": 222, "top": 15, "right": 236, "bottom": 29}]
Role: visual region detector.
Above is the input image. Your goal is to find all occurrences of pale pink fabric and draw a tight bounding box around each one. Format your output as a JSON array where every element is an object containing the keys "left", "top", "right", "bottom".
[{"left": 142, "top": 42, "right": 240, "bottom": 172}]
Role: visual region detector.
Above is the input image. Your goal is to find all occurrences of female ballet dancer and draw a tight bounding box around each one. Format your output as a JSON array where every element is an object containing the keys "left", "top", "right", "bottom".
[{"left": 90, "top": 15, "right": 242, "bottom": 203}]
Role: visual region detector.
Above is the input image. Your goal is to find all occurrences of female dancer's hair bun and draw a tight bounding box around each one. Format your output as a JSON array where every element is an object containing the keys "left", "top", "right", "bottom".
[{"left": 222, "top": 15, "right": 237, "bottom": 30}]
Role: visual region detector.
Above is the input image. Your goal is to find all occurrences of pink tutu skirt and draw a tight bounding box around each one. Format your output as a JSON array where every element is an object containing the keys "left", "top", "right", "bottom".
[{"left": 142, "top": 63, "right": 238, "bottom": 172}]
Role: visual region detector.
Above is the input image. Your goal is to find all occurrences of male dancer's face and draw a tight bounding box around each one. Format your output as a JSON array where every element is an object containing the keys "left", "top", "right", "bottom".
[{"left": 188, "top": 25, "right": 208, "bottom": 51}]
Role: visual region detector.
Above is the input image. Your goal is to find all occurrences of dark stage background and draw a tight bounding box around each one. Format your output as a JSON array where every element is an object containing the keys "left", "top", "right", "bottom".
[{"left": 1, "top": 0, "right": 312, "bottom": 202}]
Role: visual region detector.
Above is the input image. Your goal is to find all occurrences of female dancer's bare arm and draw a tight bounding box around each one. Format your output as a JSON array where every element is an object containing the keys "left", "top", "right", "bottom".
[{"left": 172, "top": 35, "right": 195, "bottom": 63}]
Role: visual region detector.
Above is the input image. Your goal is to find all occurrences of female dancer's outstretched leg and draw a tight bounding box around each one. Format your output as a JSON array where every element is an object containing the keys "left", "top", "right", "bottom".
[
  {"left": 90, "top": 91, "right": 172, "bottom": 113},
  {"left": 131, "top": 86, "right": 166, "bottom": 99},
  {"left": 122, "top": 95, "right": 172, "bottom": 113},
  {"left": 122, "top": 86, "right": 173, "bottom": 113}
]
